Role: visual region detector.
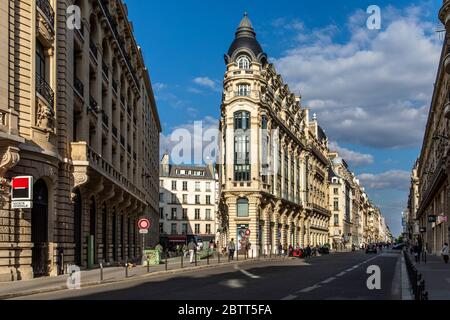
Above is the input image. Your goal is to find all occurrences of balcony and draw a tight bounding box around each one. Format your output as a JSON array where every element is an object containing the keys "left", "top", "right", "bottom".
[
  {"left": 90, "top": 40, "right": 98, "bottom": 61},
  {"left": 112, "top": 80, "right": 118, "bottom": 93},
  {"left": 36, "top": 73, "right": 54, "bottom": 109},
  {"left": 71, "top": 142, "right": 146, "bottom": 204},
  {"left": 112, "top": 126, "right": 118, "bottom": 138},
  {"left": 88, "top": 96, "right": 99, "bottom": 114},
  {"left": 439, "top": 0, "right": 450, "bottom": 26},
  {"left": 444, "top": 52, "right": 450, "bottom": 74},
  {"left": 74, "top": 76, "right": 84, "bottom": 97},
  {"left": 102, "top": 61, "right": 109, "bottom": 79},
  {"left": 36, "top": 0, "right": 55, "bottom": 28},
  {"left": 101, "top": 111, "right": 109, "bottom": 128},
  {"left": 120, "top": 135, "right": 125, "bottom": 146}
]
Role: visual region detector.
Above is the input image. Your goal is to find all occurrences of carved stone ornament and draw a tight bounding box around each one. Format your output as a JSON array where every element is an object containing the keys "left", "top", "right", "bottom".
[
  {"left": 0, "top": 146, "right": 20, "bottom": 177},
  {"left": 36, "top": 101, "right": 55, "bottom": 131}
]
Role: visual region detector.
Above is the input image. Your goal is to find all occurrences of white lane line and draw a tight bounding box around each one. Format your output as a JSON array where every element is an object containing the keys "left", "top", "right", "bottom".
[
  {"left": 346, "top": 268, "right": 354, "bottom": 272},
  {"left": 321, "top": 277, "right": 336, "bottom": 284},
  {"left": 234, "top": 265, "right": 261, "bottom": 279},
  {"left": 298, "top": 284, "right": 321, "bottom": 293},
  {"left": 336, "top": 272, "right": 346, "bottom": 277},
  {"left": 281, "top": 294, "right": 298, "bottom": 300}
]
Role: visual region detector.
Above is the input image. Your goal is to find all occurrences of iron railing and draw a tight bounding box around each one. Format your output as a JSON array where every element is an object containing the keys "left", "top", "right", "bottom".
[
  {"left": 112, "top": 126, "right": 118, "bottom": 138},
  {"left": 102, "top": 61, "right": 109, "bottom": 78},
  {"left": 36, "top": 0, "right": 55, "bottom": 28},
  {"left": 404, "top": 251, "right": 428, "bottom": 300},
  {"left": 74, "top": 76, "right": 84, "bottom": 96},
  {"left": 90, "top": 40, "right": 98, "bottom": 59},
  {"left": 36, "top": 73, "right": 54, "bottom": 109},
  {"left": 88, "top": 96, "right": 99, "bottom": 113},
  {"left": 101, "top": 111, "right": 109, "bottom": 127}
]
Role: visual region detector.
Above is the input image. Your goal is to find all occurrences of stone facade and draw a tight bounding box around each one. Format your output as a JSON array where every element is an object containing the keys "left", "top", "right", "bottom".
[
  {"left": 159, "top": 154, "right": 218, "bottom": 245},
  {"left": 0, "top": 0, "right": 161, "bottom": 282},
  {"left": 408, "top": 0, "right": 450, "bottom": 255},
  {"left": 217, "top": 14, "right": 331, "bottom": 256}
]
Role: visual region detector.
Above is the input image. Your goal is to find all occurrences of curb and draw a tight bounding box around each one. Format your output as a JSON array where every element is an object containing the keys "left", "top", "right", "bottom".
[
  {"left": 1, "top": 256, "right": 292, "bottom": 300},
  {"left": 401, "top": 255, "right": 414, "bottom": 300}
]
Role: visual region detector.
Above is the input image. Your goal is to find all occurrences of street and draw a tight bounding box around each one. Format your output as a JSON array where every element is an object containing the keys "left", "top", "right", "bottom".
[{"left": 12, "top": 251, "right": 402, "bottom": 300}]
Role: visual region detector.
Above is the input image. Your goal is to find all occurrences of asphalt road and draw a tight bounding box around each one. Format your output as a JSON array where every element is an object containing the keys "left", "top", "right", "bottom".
[{"left": 12, "top": 251, "right": 402, "bottom": 300}]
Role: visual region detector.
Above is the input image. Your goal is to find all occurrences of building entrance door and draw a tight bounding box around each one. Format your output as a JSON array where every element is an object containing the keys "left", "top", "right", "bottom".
[{"left": 31, "top": 179, "right": 49, "bottom": 277}]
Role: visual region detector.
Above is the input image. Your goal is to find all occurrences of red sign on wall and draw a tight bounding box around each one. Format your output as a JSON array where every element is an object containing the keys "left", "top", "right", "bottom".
[{"left": 11, "top": 176, "right": 33, "bottom": 201}]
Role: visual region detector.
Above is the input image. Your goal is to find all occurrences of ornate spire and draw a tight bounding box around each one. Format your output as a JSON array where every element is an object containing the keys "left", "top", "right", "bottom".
[{"left": 235, "top": 12, "right": 256, "bottom": 38}]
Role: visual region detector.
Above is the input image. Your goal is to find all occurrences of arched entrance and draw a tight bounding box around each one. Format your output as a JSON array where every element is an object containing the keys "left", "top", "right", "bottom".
[
  {"left": 73, "top": 189, "right": 82, "bottom": 266},
  {"left": 31, "top": 179, "right": 49, "bottom": 277}
]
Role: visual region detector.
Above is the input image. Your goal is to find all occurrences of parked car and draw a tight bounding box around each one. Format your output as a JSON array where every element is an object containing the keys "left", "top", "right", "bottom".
[
  {"left": 366, "top": 244, "right": 378, "bottom": 254},
  {"left": 318, "top": 246, "right": 330, "bottom": 255}
]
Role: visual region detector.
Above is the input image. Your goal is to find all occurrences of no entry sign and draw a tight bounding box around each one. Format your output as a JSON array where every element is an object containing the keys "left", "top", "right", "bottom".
[
  {"left": 11, "top": 176, "right": 33, "bottom": 201},
  {"left": 138, "top": 218, "right": 151, "bottom": 230}
]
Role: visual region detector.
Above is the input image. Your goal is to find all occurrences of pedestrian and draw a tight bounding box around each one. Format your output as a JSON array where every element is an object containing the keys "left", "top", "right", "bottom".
[
  {"left": 228, "top": 238, "right": 236, "bottom": 260},
  {"left": 182, "top": 243, "right": 188, "bottom": 258},
  {"left": 278, "top": 243, "right": 282, "bottom": 256},
  {"left": 306, "top": 245, "right": 311, "bottom": 258},
  {"left": 441, "top": 243, "right": 449, "bottom": 264},
  {"left": 155, "top": 243, "right": 163, "bottom": 261},
  {"left": 187, "top": 239, "right": 196, "bottom": 263},
  {"left": 413, "top": 244, "right": 419, "bottom": 263}
]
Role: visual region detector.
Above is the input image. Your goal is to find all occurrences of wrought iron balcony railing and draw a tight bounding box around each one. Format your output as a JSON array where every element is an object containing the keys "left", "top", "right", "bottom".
[
  {"left": 90, "top": 40, "right": 98, "bottom": 59},
  {"left": 112, "top": 126, "right": 118, "bottom": 138},
  {"left": 74, "top": 76, "right": 84, "bottom": 96},
  {"left": 101, "top": 111, "right": 109, "bottom": 127},
  {"left": 36, "top": 73, "right": 54, "bottom": 109},
  {"left": 88, "top": 95, "right": 99, "bottom": 113},
  {"left": 36, "top": 0, "right": 55, "bottom": 27},
  {"left": 102, "top": 61, "right": 109, "bottom": 78}
]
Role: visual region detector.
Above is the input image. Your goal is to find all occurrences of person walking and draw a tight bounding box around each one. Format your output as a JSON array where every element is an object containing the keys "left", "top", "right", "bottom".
[
  {"left": 228, "top": 238, "right": 236, "bottom": 261},
  {"left": 187, "top": 239, "right": 196, "bottom": 263},
  {"left": 441, "top": 243, "right": 449, "bottom": 264}
]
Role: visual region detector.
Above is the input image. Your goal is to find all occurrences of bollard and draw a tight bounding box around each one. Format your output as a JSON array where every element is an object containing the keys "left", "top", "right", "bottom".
[
  {"left": 147, "top": 258, "right": 150, "bottom": 273},
  {"left": 195, "top": 251, "right": 198, "bottom": 267},
  {"left": 218, "top": 251, "right": 221, "bottom": 264},
  {"left": 181, "top": 254, "right": 184, "bottom": 268},
  {"left": 264, "top": 249, "right": 266, "bottom": 259},
  {"left": 125, "top": 261, "right": 128, "bottom": 278},
  {"left": 237, "top": 250, "right": 239, "bottom": 261},
  {"left": 165, "top": 252, "right": 168, "bottom": 271},
  {"left": 100, "top": 263, "right": 104, "bottom": 282},
  {"left": 252, "top": 250, "right": 254, "bottom": 259},
  {"left": 207, "top": 250, "right": 210, "bottom": 265}
]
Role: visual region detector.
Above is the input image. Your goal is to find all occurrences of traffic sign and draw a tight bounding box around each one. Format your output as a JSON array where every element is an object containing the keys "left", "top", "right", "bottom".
[
  {"left": 138, "top": 218, "right": 151, "bottom": 230},
  {"left": 139, "top": 229, "right": 149, "bottom": 234},
  {"left": 428, "top": 215, "right": 437, "bottom": 223},
  {"left": 245, "top": 229, "right": 251, "bottom": 236}
]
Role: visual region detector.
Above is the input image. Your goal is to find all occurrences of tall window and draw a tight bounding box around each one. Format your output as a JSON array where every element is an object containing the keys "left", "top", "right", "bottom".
[
  {"left": 182, "top": 224, "right": 188, "bottom": 235},
  {"left": 234, "top": 111, "right": 251, "bottom": 181},
  {"left": 182, "top": 181, "right": 188, "bottom": 191},
  {"left": 159, "top": 193, "right": 164, "bottom": 202},
  {"left": 36, "top": 42, "right": 46, "bottom": 80},
  {"left": 195, "top": 209, "right": 200, "bottom": 220},
  {"left": 206, "top": 224, "right": 211, "bottom": 235},
  {"left": 206, "top": 195, "right": 211, "bottom": 205},
  {"left": 159, "top": 223, "right": 164, "bottom": 234},
  {"left": 171, "top": 194, "right": 177, "bottom": 204},
  {"left": 182, "top": 208, "right": 188, "bottom": 220},
  {"left": 237, "top": 56, "right": 250, "bottom": 69},
  {"left": 237, "top": 198, "right": 249, "bottom": 217},
  {"left": 237, "top": 84, "right": 250, "bottom": 96},
  {"left": 171, "top": 208, "right": 177, "bottom": 220},
  {"left": 205, "top": 209, "right": 211, "bottom": 220},
  {"left": 334, "top": 199, "right": 339, "bottom": 211},
  {"left": 334, "top": 214, "right": 339, "bottom": 226},
  {"left": 171, "top": 181, "right": 177, "bottom": 191},
  {"left": 205, "top": 182, "right": 211, "bottom": 192},
  {"left": 195, "top": 182, "right": 201, "bottom": 191},
  {"left": 159, "top": 208, "right": 164, "bottom": 219},
  {"left": 195, "top": 195, "right": 200, "bottom": 204},
  {"left": 171, "top": 223, "right": 177, "bottom": 235},
  {"left": 195, "top": 224, "right": 200, "bottom": 234},
  {"left": 182, "top": 194, "right": 188, "bottom": 204}
]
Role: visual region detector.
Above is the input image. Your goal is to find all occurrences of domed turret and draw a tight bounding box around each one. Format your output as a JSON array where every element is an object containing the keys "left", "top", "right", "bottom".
[{"left": 225, "top": 13, "right": 267, "bottom": 64}]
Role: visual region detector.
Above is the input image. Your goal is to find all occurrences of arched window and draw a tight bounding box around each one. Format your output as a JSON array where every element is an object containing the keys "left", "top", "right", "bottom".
[
  {"left": 237, "top": 56, "right": 250, "bottom": 69},
  {"left": 261, "top": 116, "right": 268, "bottom": 130},
  {"left": 234, "top": 111, "right": 250, "bottom": 130},
  {"left": 237, "top": 198, "right": 249, "bottom": 217},
  {"left": 234, "top": 111, "right": 251, "bottom": 181}
]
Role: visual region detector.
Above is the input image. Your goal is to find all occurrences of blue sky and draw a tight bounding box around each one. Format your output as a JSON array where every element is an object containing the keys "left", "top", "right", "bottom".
[{"left": 126, "top": 0, "right": 443, "bottom": 237}]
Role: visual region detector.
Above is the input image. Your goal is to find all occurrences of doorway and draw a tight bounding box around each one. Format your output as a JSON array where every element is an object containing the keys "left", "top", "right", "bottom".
[{"left": 31, "top": 179, "right": 49, "bottom": 277}]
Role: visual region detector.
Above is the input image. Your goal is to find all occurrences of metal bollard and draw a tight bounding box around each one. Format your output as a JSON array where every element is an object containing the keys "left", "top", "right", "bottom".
[
  {"left": 218, "top": 251, "right": 221, "bottom": 264},
  {"left": 165, "top": 252, "right": 168, "bottom": 271},
  {"left": 237, "top": 250, "right": 239, "bottom": 261},
  {"left": 181, "top": 254, "right": 184, "bottom": 268},
  {"left": 100, "top": 263, "right": 104, "bottom": 282},
  {"left": 195, "top": 251, "right": 198, "bottom": 266},
  {"left": 147, "top": 258, "right": 150, "bottom": 273},
  {"left": 207, "top": 250, "right": 210, "bottom": 265},
  {"left": 125, "top": 261, "right": 128, "bottom": 278}
]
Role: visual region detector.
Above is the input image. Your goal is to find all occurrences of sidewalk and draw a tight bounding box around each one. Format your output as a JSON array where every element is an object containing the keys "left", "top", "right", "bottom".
[
  {"left": 0, "top": 253, "right": 289, "bottom": 300},
  {"left": 409, "top": 253, "right": 450, "bottom": 300}
]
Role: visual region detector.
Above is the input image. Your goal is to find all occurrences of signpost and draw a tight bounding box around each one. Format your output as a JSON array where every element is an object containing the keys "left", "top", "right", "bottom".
[
  {"left": 428, "top": 215, "right": 437, "bottom": 223},
  {"left": 11, "top": 176, "right": 33, "bottom": 209},
  {"left": 138, "top": 218, "right": 151, "bottom": 265}
]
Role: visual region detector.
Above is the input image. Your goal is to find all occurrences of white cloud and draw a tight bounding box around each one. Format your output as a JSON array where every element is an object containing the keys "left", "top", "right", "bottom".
[
  {"left": 357, "top": 170, "right": 410, "bottom": 190},
  {"left": 329, "top": 141, "right": 374, "bottom": 168},
  {"left": 273, "top": 6, "right": 441, "bottom": 149},
  {"left": 193, "top": 77, "right": 220, "bottom": 91}
]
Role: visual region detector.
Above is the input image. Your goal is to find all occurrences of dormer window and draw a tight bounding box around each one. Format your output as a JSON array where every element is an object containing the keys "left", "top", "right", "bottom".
[{"left": 237, "top": 56, "right": 250, "bottom": 69}]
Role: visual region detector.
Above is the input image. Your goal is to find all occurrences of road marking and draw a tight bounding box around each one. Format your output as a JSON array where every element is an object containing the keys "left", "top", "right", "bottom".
[
  {"left": 298, "top": 284, "right": 321, "bottom": 293},
  {"left": 234, "top": 265, "right": 261, "bottom": 279},
  {"left": 321, "top": 277, "right": 336, "bottom": 284},
  {"left": 336, "top": 272, "right": 346, "bottom": 277},
  {"left": 281, "top": 294, "right": 298, "bottom": 300}
]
